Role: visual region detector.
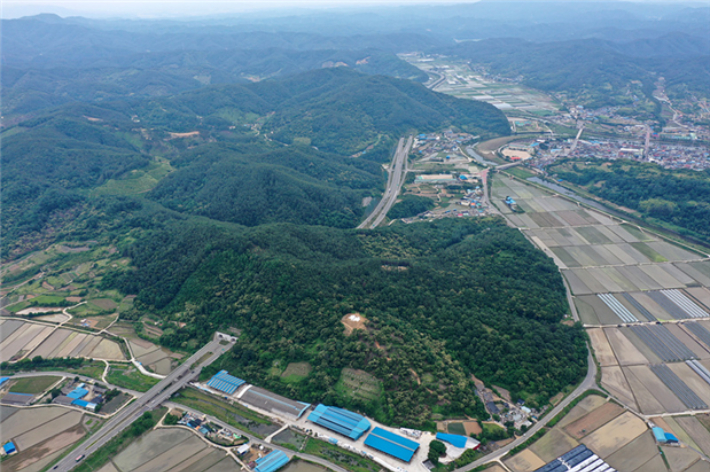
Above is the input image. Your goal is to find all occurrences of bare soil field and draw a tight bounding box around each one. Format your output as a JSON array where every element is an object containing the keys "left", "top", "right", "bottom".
[
  {"left": 675, "top": 417, "right": 710, "bottom": 456},
  {"left": 167, "top": 450, "right": 226, "bottom": 472},
  {"left": 626, "top": 365, "right": 686, "bottom": 413},
  {"left": 683, "top": 460, "right": 710, "bottom": 472},
  {"left": 580, "top": 296, "right": 622, "bottom": 325},
  {"left": 57, "top": 332, "right": 88, "bottom": 358},
  {"left": 15, "top": 410, "right": 82, "bottom": 449},
  {"left": 663, "top": 416, "right": 700, "bottom": 451},
  {"left": 113, "top": 429, "right": 194, "bottom": 472},
  {"left": 463, "top": 420, "right": 482, "bottom": 436},
  {"left": 557, "top": 395, "right": 607, "bottom": 428},
  {"left": 0, "top": 323, "right": 46, "bottom": 361},
  {"left": 563, "top": 402, "right": 624, "bottom": 439},
  {"left": 686, "top": 287, "right": 710, "bottom": 310},
  {"left": 676, "top": 264, "right": 710, "bottom": 287},
  {"left": 623, "top": 367, "right": 665, "bottom": 415},
  {"left": 570, "top": 269, "right": 606, "bottom": 294},
  {"left": 202, "top": 458, "right": 238, "bottom": 472},
  {"left": 131, "top": 434, "right": 207, "bottom": 472},
  {"left": 562, "top": 270, "right": 592, "bottom": 295},
  {"left": 164, "top": 447, "right": 215, "bottom": 472},
  {"left": 529, "top": 428, "right": 579, "bottom": 463},
  {"left": 587, "top": 329, "right": 617, "bottom": 366},
  {"left": 0, "top": 319, "right": 24, "bottom": 342},
  {"left": 639, "top": 455, "right": 675, "bottom": 472},
  {"left": 640, "top": 265, "right": 685, "bottom": 290},
  {"left": 29, "top": 328, "right": 71, "bottom": 358},
  {"left": 78, "top": 335, "right": 104, "bottom": 357},
  {"left": 605, "top": 328, "right": 650, "bottom": 365},
  {"left": 504, "top": 449, "right": 546, "bottom": 472},
  {"left": 601, "top": 366, "right": 637, "bottom": 408},
  {"left": 629, "top": 292, "right": 672, "bottom": 320},
  {"left": 49, "top": 331, "right": 79, "bottom": 357},
  {"left": 661, "top": 446, "right": 701, "bottom": 472},
  {"left": 604, "top": 431, "right": 658, "bottom": 472},
  {"left": 581, "top": 411, "right": 647, "bottom": 458},
  {"left": 2, "top": 423, "right": 85, "bottom": 472},
  {"left": 0, "top": 406, "right": 67, "bottom": 439}
]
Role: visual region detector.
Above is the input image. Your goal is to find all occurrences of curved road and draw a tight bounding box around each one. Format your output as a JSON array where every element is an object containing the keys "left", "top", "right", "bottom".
[{"left": 455, "top": 349, "right": 597, "bottom": 471}]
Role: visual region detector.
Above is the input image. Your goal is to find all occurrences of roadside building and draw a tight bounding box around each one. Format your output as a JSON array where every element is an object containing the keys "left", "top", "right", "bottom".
[
  {"left": 206, "top": 370, "right": 245, "bottom": 395},
  {"left": 67, "top": 387, "right": 89, "bottom": 400},
  {"left": 364, "top": 427, "right": 420, "bottom": 462},
  {"left": 53, "top": 395, "right": 75, "bottom": 406},
  {"left": 0, "top": 377, "right": 9, "bottom": 388},
  {"left": 3, "top": 441, "right": 17, "bottom": 455},
  {"left": 307, "top": 405, "right": 371, "bottom": 440},
  {"left": 240, "top": 386, "right": 310, "bottom": 420},
  {"left": 436, "top": 432, "right": 479, "bottom": 450},
  {"left": 1, "top": 392, "right": 34, "bottom": 406},
  {"left": 653, "top": 427, "right": 679, "bottom": 444},
  {"left": 253, "top": 450, "right": 289, "bottom": 472}
]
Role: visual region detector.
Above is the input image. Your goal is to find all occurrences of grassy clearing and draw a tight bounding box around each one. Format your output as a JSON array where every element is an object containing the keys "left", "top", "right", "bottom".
[
  {"left": 172, "top": 388, "right": 272, "bottom": 437},
  {"left": 447, "top": 422, "right": 466, "bottom": 435},
  {"left": 272, "top": 428, "right": 308, "bottom": 452},
  {"left": 9, "top": 375, "right": 61, "bottom": 393},
  {"left": 336, "top": 368, "right": 381, "bottom": 402},
  {"left": 303, "top": 438, "right": 380, "bottom": 472},
  {"left": 281, "top": 362, "right": 312, "bottom": 383},
  {"left": 106, "top": 365, "right": 160, "bottom": 392}
]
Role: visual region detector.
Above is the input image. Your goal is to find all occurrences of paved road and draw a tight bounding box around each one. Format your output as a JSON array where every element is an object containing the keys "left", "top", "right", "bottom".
[
  {"left": 455, "top": 349, "right": 597, "bottom": 471},
  {"left": 358, "top": 136, "right": 413, "bottom": 229},
  {"left": 563, "top": 124, "right": 585, "bottom": 157},
  {"left": 51, "top": 337, "right": 232, "bottom": 472},
  {"left": 171, "top": 402, "right": 351, "bottom": 472}
]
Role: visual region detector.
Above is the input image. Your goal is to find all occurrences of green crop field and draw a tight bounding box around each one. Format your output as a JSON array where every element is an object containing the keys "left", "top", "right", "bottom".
[
  {"left": 107, "top": 366, "right": 160, "bottom": 392},
  {"left": 9, "top": 375, "right": 61, "bottom": 394}
]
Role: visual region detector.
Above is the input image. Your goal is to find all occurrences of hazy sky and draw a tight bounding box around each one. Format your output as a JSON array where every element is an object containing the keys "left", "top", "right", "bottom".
[
  {"left": 2, "top": 0, "right": 705, "bottom": 19},
  {"left": 2, "top": 0, "right": 480, "bottom": 19}
]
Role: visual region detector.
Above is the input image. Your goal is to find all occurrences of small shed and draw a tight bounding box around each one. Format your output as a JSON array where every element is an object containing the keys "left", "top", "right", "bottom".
[{"left": 3, "top": 442, "right": 16, "bottom": 454}]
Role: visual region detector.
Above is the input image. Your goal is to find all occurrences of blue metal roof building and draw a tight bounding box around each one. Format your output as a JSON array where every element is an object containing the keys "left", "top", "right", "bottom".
[
  {"left": 307, "top": 405, "right": 371, "bottom": 440},
  {"left": 254, "top": 450, "right": 289, "bottom": 472},
  {"left": 364, "top": 427, "right": 420, "bottom": 462},
  {"left": 3, "top": 442, "right": 16, "bottom": 454},
  {"left": 436, "top": 432, "right": 468, "bottom": 448},
  {"left": 67, "top": 388, "right": 89, "bottom": 399},
  {"left": 0, "top": 377, "right": 9, "bottom": 387},
  {"left": 206, "top": 370, "right": 245, "bottom": 395},
  {"left": 653, "top": 427, "right": 679, "bottom": 444}
]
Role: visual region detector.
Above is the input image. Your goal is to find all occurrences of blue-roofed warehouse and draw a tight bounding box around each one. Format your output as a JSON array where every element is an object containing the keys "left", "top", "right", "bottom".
[
  {"left": 0, "top": 377, "right": 9, "bottom": 388},
  {"left": 67, "top": 388, "right": 89, "bottom": 400},
  {"left": 436, "top": 432, "right": 468, "bottom": 449},
  {"left": 206, "top": 370, "right": 245, "bottom": 395},
  {"left": 653, "top": 427, "right": 679, "bottom": 444},
  {"left": 254, "top": 450, "right": 289, "bottom": 472},
  {"left": 364, "top": 427, "right": 420, "bottom": 462},
  {"left": 307, "top": 405, "right": 371, "bottom": 440}
]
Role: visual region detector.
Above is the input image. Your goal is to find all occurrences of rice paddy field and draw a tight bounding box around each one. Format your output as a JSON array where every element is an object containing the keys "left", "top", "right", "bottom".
[
  {"left": 504, "top": 393, "right": 709, "bottom": 472},
  {"left": 0, "top": 319, "right": 126, "bottom": 362},
  {"left": 492, "top": 174, "right": 710, "bottom": 418},
  {"left": 0, "top": 406, "right": 95, "bottom": 472},
  {"left": 106, "top": 428, "right": 238, "bottom": 472}
]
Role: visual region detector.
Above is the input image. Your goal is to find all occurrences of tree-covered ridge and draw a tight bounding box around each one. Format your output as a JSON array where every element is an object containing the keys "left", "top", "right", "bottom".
[
  {"left": 107, "top": 218, "right": 587, "bottom": 426},
  {"left": 549, "top": 159, "right": 710, "bottom": 240},
  {"left": 2, "top": 68, "right": 509, "bottom": 258}
]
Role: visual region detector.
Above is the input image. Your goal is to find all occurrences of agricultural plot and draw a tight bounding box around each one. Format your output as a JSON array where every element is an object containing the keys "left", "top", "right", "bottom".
[
  {"left": 665, "top": 325, "right": 710, "bottom": 359},
  {"left": 604, "top": 431, "right": 660, "bottom": 472},
  {"left": 604, "top": 328, "right": 649, "bottom": 365},
  {"left": 587, "top": 329, "right": 617, "bottom": 366},
  {"left": 504, "top": 449, "right": 546, "bottom": 472},
  {"left": 580, "top": 411, "right": 647, "bottom": 458},
  {"left": 598, "top": 293, "right": 638, "bottom": 322},
  {"left": 601, "top": 366, "right": 637, "bottom": 408},
  {"left": 684, "top": 322, "right": 710, "bottom": 349},
  {"left": 562, "top": 402, "right": 624, "bottom": 439},
  {"left": 628, "top": 325, "right": 696, "bottom": 362},
  {"left": 623, "top": 366, "right": 675, "bottom": 414},
  {"left": 675, "top": 416, "right": 710, "bottom": 456},
  {"left": 650, "top": 364, "right": 707, "bottom": 410},
  {"left": 661, "top": 446, "right": 703, "bottom": 472},
  {"left": 0, "top": 407, "right": 89, "bottom": 472},
  {"left": 556, "top": 395, "right": 608, "bottom": 428},
  {"left": 529, "top": 428, "right": 578, "bottom": 463},
  {"left": 687, "top": 287, "right": 710, "bottom": 309}
]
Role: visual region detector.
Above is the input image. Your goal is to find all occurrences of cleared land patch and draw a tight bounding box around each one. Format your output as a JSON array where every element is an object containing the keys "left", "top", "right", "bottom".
[
  {"left": 529, "top": 428, "right": 578, "bottom": 463},
  {"left": 337, "top": 368, "right": 381, "bottom": 401},
  {"left": 281, "top": 362, "right": 312, "bottom": 383},
  {"left": 581, "top": 411, "right": 647, "bottom": 458},
  {"left": 504, "top": 449, "right": 546, "bottom": 472},
  {"left": 562, "top": 401, "right": 624, "bottom": 439}
]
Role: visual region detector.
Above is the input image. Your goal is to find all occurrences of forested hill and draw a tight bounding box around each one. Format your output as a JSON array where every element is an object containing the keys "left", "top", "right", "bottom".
[
  {"left": 1, "top": 68, "right": 509, "bottom": 257},
  {"left": 446, "top": 36, "right": 710, "bottom": 105},
  {"left": 105, "top": 216, "right": 587, "bottom": 426}
]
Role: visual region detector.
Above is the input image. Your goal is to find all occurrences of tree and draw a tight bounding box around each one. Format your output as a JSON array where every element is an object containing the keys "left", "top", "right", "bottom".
[{"left": 428, "top": 440, "right": 447, "bottom": 464}]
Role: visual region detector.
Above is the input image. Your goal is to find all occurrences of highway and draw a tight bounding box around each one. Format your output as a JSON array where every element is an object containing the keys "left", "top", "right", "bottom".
[
  {"left": 51, "top": 335, "right": 233, "bottom": 472},
  {"left": 357, "top": 136, "right": 413, "bottom": 229},
  {"left": 455, "top": 349, "right": 597, "bottom": 472}
]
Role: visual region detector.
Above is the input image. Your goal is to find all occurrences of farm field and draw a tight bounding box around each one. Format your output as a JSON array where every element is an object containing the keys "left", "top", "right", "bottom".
[
  {"left": 110, "top": 428, "right": 237, "bottom": 472},
  {"left": 492, "top": 174, "right": 710, "bottom": 420},
  {"left": 0, "top": 406, "right": 94, "bottom": 472},
  {"left": 108, "top": 322, "right": 181, "bottom": 375},
  {"left": 502, "top": 393, "right": 697, "bottom": 472},
  {"left": 0, "top": 320, "right": 125, "bottom": 362}
]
